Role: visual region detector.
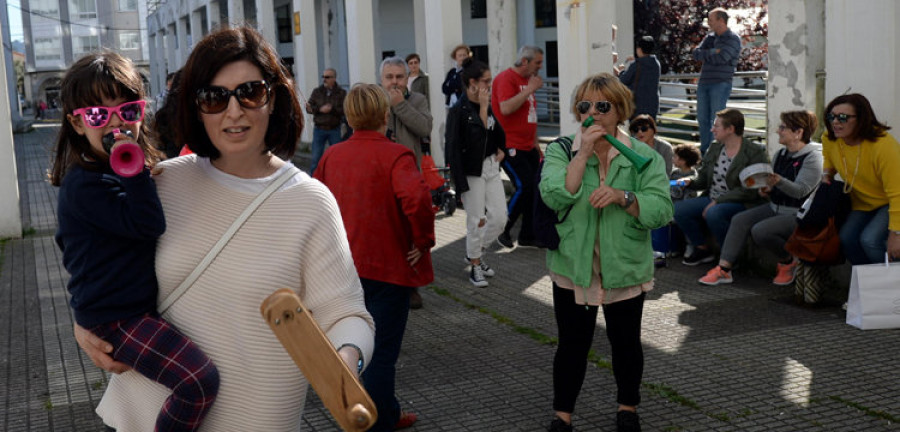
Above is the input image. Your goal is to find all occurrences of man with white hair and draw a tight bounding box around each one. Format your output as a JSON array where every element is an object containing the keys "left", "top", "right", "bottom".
[{"left": 379, "top": 57, "right": 433, "bottom": 169}]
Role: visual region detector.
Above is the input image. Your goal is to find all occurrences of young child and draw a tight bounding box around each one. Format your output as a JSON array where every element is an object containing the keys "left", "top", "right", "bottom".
[
  {"left": 670, "top": 143, "right": 702, "bottom": 202},
  {"left": 50, "top": 52, "right": 219, "bottom": 432}
]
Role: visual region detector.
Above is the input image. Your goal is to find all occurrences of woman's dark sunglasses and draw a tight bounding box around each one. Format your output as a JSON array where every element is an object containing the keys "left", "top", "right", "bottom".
[
  {"left": 826, "top": 113, "right": 856, "bottom": 123},
  {"left": 195, "top": 80, "right": 271, "bottom": 114},
  {"left": 72, "top": 100, "right": 146, "bottom": 128},
  {"left": 630, "top": 124, "right": 652, "bottom": 133},
  {"left": 576, "top": 100, "right": 612, "bottom": 115}
]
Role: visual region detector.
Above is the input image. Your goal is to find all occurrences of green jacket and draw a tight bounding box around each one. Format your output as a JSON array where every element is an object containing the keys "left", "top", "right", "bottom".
[
  {"left": 689, "top": 138, "right": 770, "bottom": 207},
  {"left": 539, "top": 135, "right": 674, "bottom": 289}
]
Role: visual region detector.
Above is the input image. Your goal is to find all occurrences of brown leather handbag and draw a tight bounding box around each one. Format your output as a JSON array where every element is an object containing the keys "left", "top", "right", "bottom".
[{"left": 785, "top": 217, "right": 844, "bottom": 265}]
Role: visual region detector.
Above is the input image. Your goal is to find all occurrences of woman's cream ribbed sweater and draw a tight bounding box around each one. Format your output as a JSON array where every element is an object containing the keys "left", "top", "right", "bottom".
[{"left": 96, "top": 155, "right": 375, "bottom": 431}]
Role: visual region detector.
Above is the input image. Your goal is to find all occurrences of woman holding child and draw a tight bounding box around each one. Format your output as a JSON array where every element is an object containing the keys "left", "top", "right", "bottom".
[{"left": 74, "top": 27, "right": 375, "bottom": 431}]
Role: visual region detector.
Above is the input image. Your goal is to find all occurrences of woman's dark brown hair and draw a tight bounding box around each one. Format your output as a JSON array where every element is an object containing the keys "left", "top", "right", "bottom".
[
  {"left": 780, "top": 110, "right": 818, "bottom": 144},
  {"left": 50, "top": 51, "right": 161, "bottom": 186},
  {"left": 629, "top": 114, "right": 657, "bottom": 133},
  {"left": 824, "top": 93, "right": 891, "bottom": 142},
  {"left": 176, "top": 26, "right": 303, "bottom": 160}
]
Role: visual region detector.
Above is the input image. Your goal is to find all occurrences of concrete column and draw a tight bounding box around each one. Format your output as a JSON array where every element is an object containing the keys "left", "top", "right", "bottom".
[
  {"left": 614, "top": 0, "right": 633, "bottom": 64},
  {"left": 148, "top": 32, "right": 160, "bottom": 96},
  {"left": 0, "top": 26, "right": 23, "bottom": 238},
  {"left": 176, "top": 16, "right": 189, "bottom": 68},
  {"left": 191, "top": 9, "right": 204, "bottom": 48},
  {"left": 207, "top": 1, "right": 221, "bottom": 31},
  {"left": 766, "top": 0, "right": 825, "bottom": 155},
  {"left": 412, "top": 0, "right": 427, "bottom": 65},
  {"left": 156, "top": 29, "right": 167, "bottom": 84},
  {"left": 345, "top": 0, "right": 377, "bottom": 85},
  {"left": 486, "top": 0, "right": 516, "bottom": 75},
  {"left": 256, "top": 0, "right": 277, "bottom": 43},
  {"left": 824, "top": 0, "right": 899, "bottom": 134},
  {"left": 293, "top": 0, "right": 318, "bottom": 143},
  {"left": 555, "top": 0, "right": 615, "bottom": 136},
  {"left": 228, "top": 0, "right": 245, "bottom": 26},
  {"left": 166, "top": 24, "right": 177, "bottom": 75},
  {"left": 423, "top": 0, "right": 463, "bottom": 166}
]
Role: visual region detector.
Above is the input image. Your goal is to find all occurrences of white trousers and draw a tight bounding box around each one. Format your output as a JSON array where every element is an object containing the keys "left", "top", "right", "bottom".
[{"left": 461, "top": 155, "right": 508, "bottom": 259}]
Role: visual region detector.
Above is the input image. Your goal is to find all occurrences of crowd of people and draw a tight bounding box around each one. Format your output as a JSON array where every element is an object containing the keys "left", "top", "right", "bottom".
[{"left": 48, "top": 4, "right": 900, "bottom": 431}]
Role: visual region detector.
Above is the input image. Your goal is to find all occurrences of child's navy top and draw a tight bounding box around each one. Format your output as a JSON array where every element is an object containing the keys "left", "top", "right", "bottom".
[{"left": 55, "top": 164, "right": 166, "bottom": 328}]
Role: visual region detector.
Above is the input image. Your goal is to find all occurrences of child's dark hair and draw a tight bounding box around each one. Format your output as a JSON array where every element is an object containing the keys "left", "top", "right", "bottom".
[
  {"left": 460, "top": 57, "right": 489, "bottom": 89},
  {"left": 50, "top": 51, "right": 161, "bottom": 186},
  {"left": 673, "top": 143, "right": 701, "bottom": 168}
]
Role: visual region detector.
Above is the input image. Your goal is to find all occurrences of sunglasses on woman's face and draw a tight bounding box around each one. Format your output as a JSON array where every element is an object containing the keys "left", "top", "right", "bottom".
[
  {"left": 826, "top": 112, "right": 857, "bottom": 124},
  {"left": 72, "top": 100, "right": 146, "bottom": 129},
  {"left": 576, "top": 100, "right": 612, "bottom": 115},
  {"left": 630, "top": 125, "right": 652, "bottom": 133},
  {"left": 195, "top": 80, "right": 271, "bottom": 114}
]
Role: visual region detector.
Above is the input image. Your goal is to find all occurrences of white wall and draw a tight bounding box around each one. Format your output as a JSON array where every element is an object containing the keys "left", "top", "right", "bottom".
[
  {"left": 0, "top": 27, "right": 23, "bottom": 238},
  {"left": 824, "top": 0, "right": 899, "bottom": 131}
]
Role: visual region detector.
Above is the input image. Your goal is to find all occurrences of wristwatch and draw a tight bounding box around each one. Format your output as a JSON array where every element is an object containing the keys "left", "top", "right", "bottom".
[{"left": 623, "top": 191, "right": 635, "bottom": 209}]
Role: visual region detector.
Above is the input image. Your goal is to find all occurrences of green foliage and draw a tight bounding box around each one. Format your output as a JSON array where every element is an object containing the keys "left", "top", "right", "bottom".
[{"left": 634, "top": 0, "right": 768, "bottom": 74}]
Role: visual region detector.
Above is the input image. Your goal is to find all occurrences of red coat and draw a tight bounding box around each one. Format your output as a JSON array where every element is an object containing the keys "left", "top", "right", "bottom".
[{"left": 314, "top": 130, "right": 435, "bottom": 287}]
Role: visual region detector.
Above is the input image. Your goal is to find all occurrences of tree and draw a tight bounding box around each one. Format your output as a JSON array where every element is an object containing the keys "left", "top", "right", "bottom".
[{"left": 634, "top": 0, "right": 768, "bottom": 75}]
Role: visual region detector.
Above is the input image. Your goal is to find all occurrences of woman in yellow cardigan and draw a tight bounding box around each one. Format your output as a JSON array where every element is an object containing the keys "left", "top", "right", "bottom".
[{"left": 821, "top": 93, "right": 900, "bottom": 263}]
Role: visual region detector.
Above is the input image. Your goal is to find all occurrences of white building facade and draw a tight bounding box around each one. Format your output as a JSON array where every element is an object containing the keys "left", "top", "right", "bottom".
[{"left": 19, "top": 0, "right": 151, "bottom": 107}]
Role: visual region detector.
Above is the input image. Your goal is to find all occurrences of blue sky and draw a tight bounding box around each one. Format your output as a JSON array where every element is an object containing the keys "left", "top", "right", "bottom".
[{"left": 7, "top": 0, "right": 24, "bottom": 42}]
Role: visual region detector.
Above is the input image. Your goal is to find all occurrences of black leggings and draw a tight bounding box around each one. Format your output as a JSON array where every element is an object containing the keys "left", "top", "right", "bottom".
[{"left": 552, "top": 283, "right": 645, "bottom": 412}]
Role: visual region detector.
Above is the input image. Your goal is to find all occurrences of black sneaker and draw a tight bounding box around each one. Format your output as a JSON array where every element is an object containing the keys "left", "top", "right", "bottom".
[
  {"left": 681, "top": 248, "right": 714, "bottom": 266},
  {"left": 616, "top": 410, "right": 641, "bottom": 432},
  {"left": 547, "top": 416, "right": 573, "bottom": 432},
  {"left": 497, "top": 232, "right": 514, "bottom": 248},
  {"left": 516, "top": 238, "right": 546, "bottom": 249}
]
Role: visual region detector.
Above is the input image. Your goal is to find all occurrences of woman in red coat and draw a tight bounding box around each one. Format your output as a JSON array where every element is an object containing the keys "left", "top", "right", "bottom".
[{"left": 314, "top": 83, "right": 434, "bottom": 431}]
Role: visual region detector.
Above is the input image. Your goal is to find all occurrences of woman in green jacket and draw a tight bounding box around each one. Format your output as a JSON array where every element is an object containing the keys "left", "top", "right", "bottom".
[{"left": 540, "top": 73, "right": 672, "bottom": 432}]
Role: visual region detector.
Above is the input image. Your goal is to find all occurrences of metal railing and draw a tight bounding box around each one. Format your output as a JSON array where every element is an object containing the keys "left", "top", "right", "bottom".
[{"left": 532, "top": 71, "right": 769, "bottom": 143}]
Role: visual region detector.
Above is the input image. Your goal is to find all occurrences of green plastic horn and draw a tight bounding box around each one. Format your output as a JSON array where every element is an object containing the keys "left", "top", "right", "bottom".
[{"left": 582, "top": 117, "right": 652, "bottom": 173}]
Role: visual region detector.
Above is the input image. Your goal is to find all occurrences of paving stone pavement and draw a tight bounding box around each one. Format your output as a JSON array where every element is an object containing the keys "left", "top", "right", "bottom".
[{"left": 3, "top": 125, "right": 899, "bottom": 431}]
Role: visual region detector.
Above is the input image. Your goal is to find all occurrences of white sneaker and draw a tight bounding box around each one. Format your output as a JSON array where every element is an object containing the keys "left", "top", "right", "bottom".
[
  {"left": 469, "top": 265, "right": 489, "bottom": 287},
  {"left": 465, "top": 256, "right": 495, "bottom": 277}
]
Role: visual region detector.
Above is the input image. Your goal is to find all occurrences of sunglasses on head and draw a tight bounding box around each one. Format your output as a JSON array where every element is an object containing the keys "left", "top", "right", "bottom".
[
  {"left": 576, "top": 100, "right": 611, "bottom": 115},
  {"left": 826, "top": 113, "right": 857, "bottom": 123},
  {"left": 630, "top": 124, "right": 652, "bottom": 133},
  {"left": 195, "top": 80, "right": 271, "bottom": 114},
  {"left": 72, "top": 100, "right": 146, "bottom": 129}
]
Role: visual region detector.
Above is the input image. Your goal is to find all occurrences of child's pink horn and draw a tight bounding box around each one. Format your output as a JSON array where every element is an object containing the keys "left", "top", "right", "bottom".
[{"left": 106, "top": 129, "right": 145, "bottom": 177}]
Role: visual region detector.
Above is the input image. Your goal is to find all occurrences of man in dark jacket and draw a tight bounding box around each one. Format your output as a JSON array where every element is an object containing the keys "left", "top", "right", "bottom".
[
  {"left": 306, "top": 68, "right": 347, "bottom": 174},
  {"left": 692, "top": 7, "right": 742, "bottom": 155},
  {"left": 616, "top": 35, "right": 661, "bottom": 119}
]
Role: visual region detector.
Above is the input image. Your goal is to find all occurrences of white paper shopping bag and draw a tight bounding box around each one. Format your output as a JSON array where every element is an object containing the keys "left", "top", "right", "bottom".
[{"left": 846, "top": 255, "right": 900, "bottom": 330}]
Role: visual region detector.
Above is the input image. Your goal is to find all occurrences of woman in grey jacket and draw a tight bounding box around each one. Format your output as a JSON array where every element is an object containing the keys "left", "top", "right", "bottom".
[{"left": 698, "top": 111, "right": 823, "bottom": 286}]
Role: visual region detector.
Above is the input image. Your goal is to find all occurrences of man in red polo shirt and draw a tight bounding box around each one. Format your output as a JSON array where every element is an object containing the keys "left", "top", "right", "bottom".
[{"left": 491, "top": 45, "right": 545, "bottom": 248}]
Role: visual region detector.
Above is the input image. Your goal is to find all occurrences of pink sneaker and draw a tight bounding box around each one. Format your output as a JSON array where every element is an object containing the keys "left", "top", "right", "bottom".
[
  {"left": 773, "top": 260, "right": 798, "bottom": 286},
  {"left": 698, "top": 266, "right": 733, "bottom": 286}
]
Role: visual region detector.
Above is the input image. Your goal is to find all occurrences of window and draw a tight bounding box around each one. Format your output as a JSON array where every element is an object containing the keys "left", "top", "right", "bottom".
[
  {"left": 119, "top": 31, "right": 140, "bottom": 50},
  {"left": 118, "top": 0, "right": 137, "bottom": 11},
  {"left": 70, "top": 0, "right": 97, "bottom": 19},
  {"left": 276, "top": 5, "right": 291, "bottom": 43},
  {"left": 74, "top": 35, "right": 100, "bottom": 56},
  {"left": 535, "top": 0, "right": 555, "bottom": 28},
  {"left": 470, "top": 0, "right": 486, "bottom": 19},
  {"left": 34, "top": 38, "right": 62, "bottom": 61},
  {"left": 31, "top": 0, "right": 58, "bottom": 15}
]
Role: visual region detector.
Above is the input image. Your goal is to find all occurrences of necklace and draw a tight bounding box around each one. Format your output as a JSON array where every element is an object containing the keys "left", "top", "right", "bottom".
[{"left": 837, "top": 140, "right": 861, "bottom": 194}]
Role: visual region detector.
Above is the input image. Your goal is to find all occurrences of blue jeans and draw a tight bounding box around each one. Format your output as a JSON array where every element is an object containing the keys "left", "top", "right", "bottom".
[
  {"left": 673, "top": 196, "right": 746, "bottom": 250},
  {"left": 309, "top": 127, "right": 343, "bottom": 174},
  {"left": 360, "top": 278, "right": 411, "bottom": 432},
  {"left": 696, "top": 81, "right": 732, "bottom": 154},
  {"left": 840, "top": 206, "right": 889, "bottom": 265}
]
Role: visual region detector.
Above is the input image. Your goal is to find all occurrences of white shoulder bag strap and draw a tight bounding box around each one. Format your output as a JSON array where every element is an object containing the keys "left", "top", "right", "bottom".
[{"left": 158, "top": 167, "right": 298, "bottom": 314}]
